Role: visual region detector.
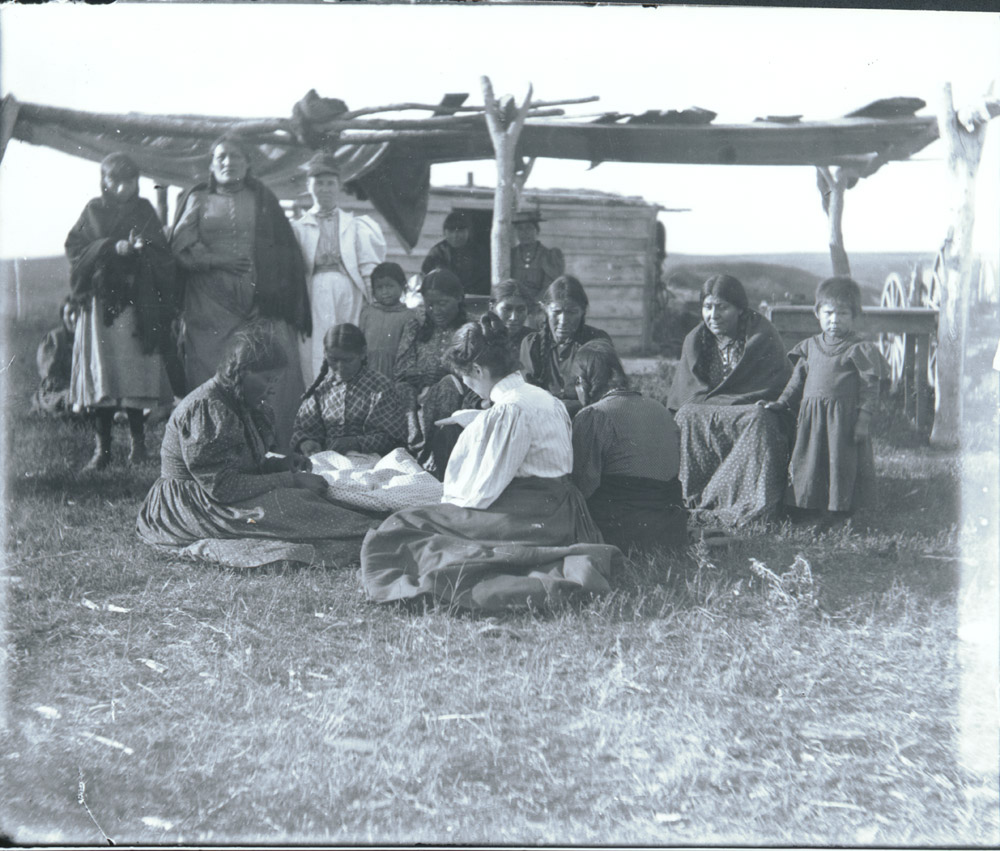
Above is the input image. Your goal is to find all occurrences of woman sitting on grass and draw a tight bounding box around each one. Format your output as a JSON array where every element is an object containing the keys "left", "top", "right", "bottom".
[
  {"left": 666, "top": 274, "right": 792, "bottom": 526},
  {"left": 136, "top": 321, "right": 374, "bottom": 567},
  {"left": 571, "top": 340, "right": 687, "bottom": 553},
  {"left": 361, "top": 314, "right": 622, "bottom": 612},
  {"left": 759, "top": 276, "right": 887, "bottom": 530},
  {"left": 291, "top": 323, "right": 406, "bottom": 458},
  {"left": 489, "top": 278, "right": 536, "bottom": 349},
  {"left": 520, "top": 275, "right": 613, "bottom": 418},
  {"left": 393, "top": 268, "right": 469, "bottom": 456}
]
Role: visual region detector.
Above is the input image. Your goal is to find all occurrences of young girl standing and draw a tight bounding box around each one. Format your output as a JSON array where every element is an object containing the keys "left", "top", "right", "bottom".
[
  {"left": 291, "top": 324, "right": 406, "bottom": 458},
  {"left": 761, "top": 277, "right": 887, "bottom": 525},
  {"left": 358, "top": 262, "right": 419, "bottom": 381}
]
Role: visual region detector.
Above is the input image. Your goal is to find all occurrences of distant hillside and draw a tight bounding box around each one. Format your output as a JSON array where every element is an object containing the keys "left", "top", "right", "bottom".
[
  {"left": 2, "top": 251, "right": 940, "bottom": 321},
  {"left": 664, "top": 252, "right": 938, "bottom": 307}
]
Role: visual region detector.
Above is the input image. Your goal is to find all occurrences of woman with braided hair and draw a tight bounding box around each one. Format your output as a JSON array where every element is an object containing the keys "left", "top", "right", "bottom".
[
  {"left": 519, "top": 275, "right": 613, "bottom": 418},
  {"left": 137, "top": 321, "right": 375, "bottom": 567},
  {"left": 361, "top": 313, "right": 622, "bottom": 613},
  {"left": 291, "top": 323, "right": 405, "bottom": 458}
]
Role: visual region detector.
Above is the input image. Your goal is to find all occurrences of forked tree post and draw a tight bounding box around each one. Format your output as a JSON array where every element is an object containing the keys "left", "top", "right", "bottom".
[
  {"left": 481, "top": 76, "right": 533, "bottom": 285},
  {"left": 930, "top": 82, "right": 1000, "bottom": 447}
]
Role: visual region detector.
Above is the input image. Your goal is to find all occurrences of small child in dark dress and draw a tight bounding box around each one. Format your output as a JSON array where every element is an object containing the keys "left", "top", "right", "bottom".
[
  {"left": 358, "top": 262, "right": 419, "bottom": 381},
  {"left": 760, "top": 277, "right": 887, "bottom": 529}
]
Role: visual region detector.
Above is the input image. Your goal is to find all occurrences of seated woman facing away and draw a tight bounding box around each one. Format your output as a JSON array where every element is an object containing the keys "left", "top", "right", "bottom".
[
  {"left": 571, "top": 341, "right": 687, "bottom": 553},
  {"left": 360, "top": 314, "right": 622, "bottom": 613},
  {"left": 520, "top": 275, "right": 613, "bottom": 418},
  {"left": 291, "top": 323, "right": 406, "bottom": 458},
  {"left": 666, "top": 274, "right": 792, "bottom": 526},
  {"left": 136, "top": 321, "right": 375, "bottom": 568}
]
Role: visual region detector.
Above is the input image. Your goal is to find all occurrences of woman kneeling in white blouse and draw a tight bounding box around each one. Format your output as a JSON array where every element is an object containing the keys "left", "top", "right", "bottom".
[{"left": 360, "top": 314, "right": 622, "bottom": 612}]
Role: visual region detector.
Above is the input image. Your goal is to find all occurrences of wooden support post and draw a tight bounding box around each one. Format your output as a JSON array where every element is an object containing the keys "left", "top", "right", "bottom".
[
  {"left": 816, "top": 166, "right": 851, "bottom": 277},
  {"left": 914, "top": 331, "right": 929, "bottom": 433},
  {"left": 481, "top": 76, "right": 533, "bottom": 285},
  {"left": 155, "top": 185, "right": 169, "bottom": 228},
  {"left": 903, "top": 333, "right": 916, "bottom": 420},
  {"left": 929, "top": 83, "right": 1000, "bottom": 447}
]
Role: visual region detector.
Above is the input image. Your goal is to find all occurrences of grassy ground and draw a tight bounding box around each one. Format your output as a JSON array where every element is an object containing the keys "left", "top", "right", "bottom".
[{"left": 2, "top": 304, "right": 998, "bottom": 845}]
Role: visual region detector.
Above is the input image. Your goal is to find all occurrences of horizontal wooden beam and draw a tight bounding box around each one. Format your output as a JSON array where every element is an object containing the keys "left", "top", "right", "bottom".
[{"left": 764, "top": 305, "right": 938, "bottom": 335}]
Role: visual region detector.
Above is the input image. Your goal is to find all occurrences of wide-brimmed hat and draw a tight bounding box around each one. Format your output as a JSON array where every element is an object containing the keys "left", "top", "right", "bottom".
[
  {"left": 512, "top": 209, "right": 544, "bottom": 225},
  {"left": 303, "top": 152, "right": 341, "bottom": 178}
]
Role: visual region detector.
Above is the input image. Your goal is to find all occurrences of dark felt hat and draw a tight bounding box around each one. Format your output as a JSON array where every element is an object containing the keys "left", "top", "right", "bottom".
[
  {"left": 443, "top": 211, "right": 470, "bottom": 230},
  {"left": 304, "top": 152, "right": 341, "bottom": 178},
  {"left": 512, "top": 209, "right": 544, "bottom": 225}
]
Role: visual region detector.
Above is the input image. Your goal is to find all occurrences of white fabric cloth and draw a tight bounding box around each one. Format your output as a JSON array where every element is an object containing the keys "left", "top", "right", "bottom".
[
  {"left": 298, "top": 268, "right": 365, "bottom": 385},
  {"left": 442, "top": 372, "right": 573, "bottom": 510},
  {"left": 292, "top": 207, "right": 387, "bottom": 384},
  {"left": 311, "top": 448, "right": 443, "bottom": 514}
]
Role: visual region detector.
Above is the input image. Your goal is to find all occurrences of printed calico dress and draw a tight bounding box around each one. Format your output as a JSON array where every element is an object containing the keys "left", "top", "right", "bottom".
[
  {"left": 290, "top": 366, "right": 406, "bottom": 455},
  {"left": 777, "top": 333, "right": 886, "bottom": 512},
  {"left": 666, "top": 312, "right": 793, "bottom": 526},
  {"left": 360, "top": 372, "right": 623, "bottom": 612},
  {"left": 137, "top": 377, "right": 374, "bottom": 563}
]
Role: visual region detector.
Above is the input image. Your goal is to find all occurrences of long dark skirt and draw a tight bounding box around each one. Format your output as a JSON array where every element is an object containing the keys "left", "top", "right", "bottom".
[
  {"left": 360, "top": 475, "right": 622, "bottom": 612},
  {"left": 587, "top": 475, "right": 687, "bottom": 553},
  {"left": 675, "top": 403, "right": 792, "bottom": 525}
]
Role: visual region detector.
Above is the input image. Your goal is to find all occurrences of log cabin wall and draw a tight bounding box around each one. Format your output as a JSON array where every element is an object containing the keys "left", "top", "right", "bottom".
[{"left": 288, "top": 185, "right": 661, "bottom": 355}]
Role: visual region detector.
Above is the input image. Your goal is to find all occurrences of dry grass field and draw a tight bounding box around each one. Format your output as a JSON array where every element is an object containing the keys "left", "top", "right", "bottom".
[{"left": 1, "top": 255, "right": 997, "bottom": 845}]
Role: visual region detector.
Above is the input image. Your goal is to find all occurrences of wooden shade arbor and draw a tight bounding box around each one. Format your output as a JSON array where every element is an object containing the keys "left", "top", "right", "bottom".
[{"left": 1, "top": 83, "right": 995, "bottom": 440}]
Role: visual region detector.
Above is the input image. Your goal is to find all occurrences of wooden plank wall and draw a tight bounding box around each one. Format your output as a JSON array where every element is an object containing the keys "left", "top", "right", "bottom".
[{"left": 291, "top": 188, "right": 657, "bottom": 354}]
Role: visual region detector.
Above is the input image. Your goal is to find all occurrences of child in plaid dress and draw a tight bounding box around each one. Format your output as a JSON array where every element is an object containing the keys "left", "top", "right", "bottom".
[{"left": 292, "top": 324, "right": 406, "bottom": 457}]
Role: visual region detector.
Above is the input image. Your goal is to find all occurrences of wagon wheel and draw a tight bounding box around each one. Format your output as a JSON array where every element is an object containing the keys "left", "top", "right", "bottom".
[
  {"left": 879, "top": 272, "right": 907, "bottom": 388},
  {"left": 918, "top": 251, "right": 944, "bottom": 395}
]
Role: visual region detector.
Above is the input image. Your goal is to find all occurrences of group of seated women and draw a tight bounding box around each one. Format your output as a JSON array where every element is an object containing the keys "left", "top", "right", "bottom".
[{"left": 135, "top": 265, "right": 697, "bottom": 608}]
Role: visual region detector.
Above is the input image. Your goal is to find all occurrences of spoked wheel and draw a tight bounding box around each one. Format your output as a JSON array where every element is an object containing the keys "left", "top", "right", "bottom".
[
  {"left": 919, "top": 252, "right": 944, "bottom": 396},
  {"left": 879, "top": 272, "right": 907, "bottom": 388}
]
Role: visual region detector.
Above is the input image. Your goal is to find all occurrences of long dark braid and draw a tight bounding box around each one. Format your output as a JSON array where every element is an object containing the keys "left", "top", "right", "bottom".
[{"left": 301, "top": 323, "right": 367, "bottom": 402}]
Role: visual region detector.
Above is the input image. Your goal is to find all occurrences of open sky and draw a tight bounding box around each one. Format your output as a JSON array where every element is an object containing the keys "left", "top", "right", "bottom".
[{"left": 1, "top": 3, "right": 998, "bottom": 260}]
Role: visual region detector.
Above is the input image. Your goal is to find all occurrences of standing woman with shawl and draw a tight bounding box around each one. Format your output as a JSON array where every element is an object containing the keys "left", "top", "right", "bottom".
[
  {"left": 666, "top": 275, "right": 793, "bottom": 525},
  {"left": 292, "top": 152, "right": 387, "bottom": 386},
  {"left": 170, "top": 135, "right": 310, "bottom": 452},
  {"left": 66, "top": 153, "right": 178, "bottom": 470}
]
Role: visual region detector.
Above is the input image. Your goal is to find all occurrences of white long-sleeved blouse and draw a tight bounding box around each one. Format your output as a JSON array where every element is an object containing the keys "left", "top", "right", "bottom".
[{"left": 441, "top": 372, "right": 573, "bottom": 510}]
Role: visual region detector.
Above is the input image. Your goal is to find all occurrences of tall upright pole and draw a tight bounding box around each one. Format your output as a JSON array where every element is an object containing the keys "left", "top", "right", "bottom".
[
  {"left": 481, "top": 77, "right": 533, "bottom": 286},
  {"left": 930, "top": 83, "right": 998, "bottom": 447}
]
